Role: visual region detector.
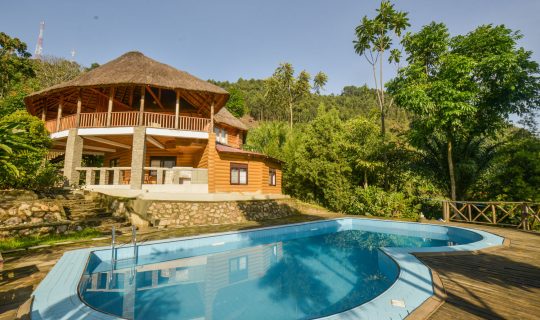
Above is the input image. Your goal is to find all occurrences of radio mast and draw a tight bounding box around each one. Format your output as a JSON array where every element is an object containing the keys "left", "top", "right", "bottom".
[{"left": 34, "top": 21, "right": 45, "bottom": 60}]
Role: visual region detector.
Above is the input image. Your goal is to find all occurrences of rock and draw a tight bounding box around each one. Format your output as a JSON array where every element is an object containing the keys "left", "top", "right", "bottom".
[
  {"left": 30, "top": 217, "right": 44, "bottom": 224},
  {"left": 5, "top": 216, "right": 21, "bottom": 225}
]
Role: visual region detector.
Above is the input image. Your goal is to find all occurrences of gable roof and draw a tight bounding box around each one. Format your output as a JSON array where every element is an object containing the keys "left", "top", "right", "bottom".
[{"left": 214, "top": 107, "right": 248, "bottom": 131}]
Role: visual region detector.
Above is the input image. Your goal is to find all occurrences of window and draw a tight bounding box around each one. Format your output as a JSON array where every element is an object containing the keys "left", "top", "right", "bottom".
[
  {"left": 149, "top": 156, "right": 176, "bottom": 177},
  {"left": 269, "top": 168, "right": 277, "bottom": 186},
  {"left": 229, "top": 256, "right": 248, "bottom": 283},
  {"left": 214, "top": 127, "right": 228, "bottom": 145},
  {"left": 230, "top": 163, "right": 248, "bottom": 185}
]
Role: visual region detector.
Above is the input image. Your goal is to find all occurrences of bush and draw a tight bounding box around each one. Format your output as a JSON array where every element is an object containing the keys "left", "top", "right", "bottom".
[{"left": 345, "top": 186, "right": 420, "bottom": 220}]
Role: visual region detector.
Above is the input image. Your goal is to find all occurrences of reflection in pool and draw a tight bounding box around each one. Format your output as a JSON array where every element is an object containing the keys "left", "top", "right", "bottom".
[{"left": 79, "top": 228, "right": 460, "bottom": 320}]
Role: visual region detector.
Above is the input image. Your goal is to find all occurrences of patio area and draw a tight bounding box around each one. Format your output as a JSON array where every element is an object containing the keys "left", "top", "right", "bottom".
[{"left": 1, "top": 208, "right": 539, "bottom": 320}]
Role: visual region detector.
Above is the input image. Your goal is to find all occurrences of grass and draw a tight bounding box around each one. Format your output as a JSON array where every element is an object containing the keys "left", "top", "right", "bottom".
[{"left": 0, "top": 228, "right": 103, "bottom": 251}]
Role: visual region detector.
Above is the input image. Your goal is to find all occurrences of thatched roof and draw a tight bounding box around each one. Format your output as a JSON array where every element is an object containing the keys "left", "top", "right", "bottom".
[
  {"left": 25, "top": 51, "right": 229, "bottom": 115},
  {"left": 215, "top": 107, "right": 248, "bottom": 131}
]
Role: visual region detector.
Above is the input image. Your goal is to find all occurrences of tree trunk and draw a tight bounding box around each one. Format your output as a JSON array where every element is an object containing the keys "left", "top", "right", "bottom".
[
  {"left": 447, "top": 139, "right": 457, "bottom": 201},
  {"left": 289, "top": 100, "right": 293, "bottom": 129},
  {"left": 379, "top": 50, "right": 386, "bottom": 136},
  {"left": 363, "top": 171, "right": 368, "bottom": 188}
]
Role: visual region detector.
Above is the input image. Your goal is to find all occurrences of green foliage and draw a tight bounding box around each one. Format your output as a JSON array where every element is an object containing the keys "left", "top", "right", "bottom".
[
  {"left": 247, "top": 108, "right": 424, "bottom": 219},
  {"left": 353, "top": 0, "right": 410, "bottom": 134},
  {"left": 474, "top": 129, "right": 540, "bottom": 202},
  {"left": 265, "top": 63, "right": 327, "bottom": 128},
  {"left": 388, "top": 23, "right": 540, "bottom": 200},
  {"left": 0, "top": 227, "right": 102, "bottom": 251},
  {"left": 225, "top": 87, "right": 247, "bottom": 118},
  {"left": 244, "top": 121, "right": 290, "bottom": 161},
  {"left": 0, "top": 32, "right": 35, "bottom": 99},
  {"left": 0, "top": 111, "right": 62, "bottom": 190},
  {"left": 32, "top": 56, "right": 83, "bottom": 89}
]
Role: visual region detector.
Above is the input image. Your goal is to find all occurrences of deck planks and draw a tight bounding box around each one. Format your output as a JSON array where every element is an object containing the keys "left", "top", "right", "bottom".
[{"left": 419, "top": 224, "right": 540, "bottom": 320}]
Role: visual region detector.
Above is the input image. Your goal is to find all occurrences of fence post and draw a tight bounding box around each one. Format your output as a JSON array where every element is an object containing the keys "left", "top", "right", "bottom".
[
  {"left": 521, "top": 203, "right": 529, "bottom": 231},
  {"left": 443, "top": 201, "right": 450, "bottom": 222}
]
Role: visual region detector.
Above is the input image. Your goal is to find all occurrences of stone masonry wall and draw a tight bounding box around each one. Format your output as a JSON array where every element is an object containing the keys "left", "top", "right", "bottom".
[
  {"left": 0, "top": 190, "right": 67, "bottom": 238},
  {"left": 145, "top": 199, "right": 299, "bottom": 228}
]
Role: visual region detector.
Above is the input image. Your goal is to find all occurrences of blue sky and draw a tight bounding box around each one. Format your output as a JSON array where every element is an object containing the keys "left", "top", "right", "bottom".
[{"left": 1, "top": 0, "right": 540, "bottom": 95}]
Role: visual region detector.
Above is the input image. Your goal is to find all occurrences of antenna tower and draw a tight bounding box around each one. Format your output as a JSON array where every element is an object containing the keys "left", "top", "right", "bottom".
[{"left": 34, "top": 21, "right": 45, "bottom": 60}]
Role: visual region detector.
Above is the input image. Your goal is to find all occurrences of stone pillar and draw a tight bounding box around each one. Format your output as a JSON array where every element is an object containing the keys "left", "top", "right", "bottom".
[
  {"left": 63, "top": 128, "right": 83, "bottom": 186},
  {"left": 99, "top": 168, "right": 107, "bottom": 185},
  {"left": 113, "top": 168, "right": 121, "bottom": 185},
  {"left": 130, "top": 126, "right": 146, "bottom": 189},
  {"left": 85, "top": 169, "right": 96, "bottom": 185}
]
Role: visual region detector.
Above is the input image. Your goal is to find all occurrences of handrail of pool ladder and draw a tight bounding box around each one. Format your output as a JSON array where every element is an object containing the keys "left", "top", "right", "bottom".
[
  {"left": 109, "top": 226, "right": 138, "bottom": 284},
  {"left": 109, "top": 226, "right": 116, "bottom": 284}
]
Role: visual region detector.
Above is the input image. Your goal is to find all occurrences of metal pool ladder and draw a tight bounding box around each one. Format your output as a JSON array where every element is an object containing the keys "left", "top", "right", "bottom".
[{"left": 109, "top": 226, "right": 138, "bottom": 284}]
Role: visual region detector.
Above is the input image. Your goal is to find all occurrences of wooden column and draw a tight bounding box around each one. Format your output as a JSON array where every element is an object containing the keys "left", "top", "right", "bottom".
[
  {"left": 174, "top": 90, "right": 180, "bottom": 129},
  {"left": 75, "top": 89, "right": 82, "bottom": 127},
  {"left": 138, "top": 86, "right": 145, "bottom": 126},
  {"left": 106, "top": 87, "right": 115, "bottom": 126},
  {"left": 41, "top": 106, "right": 47, "bottom": 121},
  {"left": 56, "top": 97, "right": 63, "bottom": 132},
  {"left": 210, "top": 101, "right": 215, "bottom": 133}
]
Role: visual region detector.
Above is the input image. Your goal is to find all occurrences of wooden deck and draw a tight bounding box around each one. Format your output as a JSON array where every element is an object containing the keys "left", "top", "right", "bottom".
[{"left": 419, "top": 223, "right": 540, "bottom": 319}]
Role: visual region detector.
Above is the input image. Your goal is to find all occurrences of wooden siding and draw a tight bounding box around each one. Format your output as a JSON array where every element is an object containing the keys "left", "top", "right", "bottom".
[
  {"left": 100, "top": 133, "right": 282, "bottom": 194},
  {"left": 208, "top": 132, "right": 282, "bottom": 194}
]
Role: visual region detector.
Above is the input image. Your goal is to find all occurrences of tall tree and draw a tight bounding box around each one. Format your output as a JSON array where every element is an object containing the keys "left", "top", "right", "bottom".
[
  {"left": 353, "top": 0, "right": 410, "bottom": 135},
  {"left": 0, "top": 32, "right": 35, "bottom": 99},
  {"left": 265, "top": 63, "right": 327, "bottom": 128},
  {"left": 388, "top": 23, "right": 540, "bottom": 200}
]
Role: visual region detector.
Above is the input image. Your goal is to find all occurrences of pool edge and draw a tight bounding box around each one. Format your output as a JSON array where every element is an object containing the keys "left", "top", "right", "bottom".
[{"left": 30, "top": 218, "right": 506, "bottom": 320}]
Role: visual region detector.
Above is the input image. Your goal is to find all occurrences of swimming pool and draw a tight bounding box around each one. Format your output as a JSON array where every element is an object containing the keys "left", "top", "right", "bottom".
[{"left": 31, "top": 218, "right": 504, "bottom": 320}]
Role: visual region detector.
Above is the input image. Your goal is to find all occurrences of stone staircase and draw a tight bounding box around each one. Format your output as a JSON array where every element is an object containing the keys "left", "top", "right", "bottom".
[{"left": 57, "top": 192, "right": 130, "bottom": 233}]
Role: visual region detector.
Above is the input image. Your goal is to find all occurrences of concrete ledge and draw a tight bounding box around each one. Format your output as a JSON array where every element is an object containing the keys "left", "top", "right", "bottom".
[{"left": 87, "top": 188, "right": 290, "bottom": 201}]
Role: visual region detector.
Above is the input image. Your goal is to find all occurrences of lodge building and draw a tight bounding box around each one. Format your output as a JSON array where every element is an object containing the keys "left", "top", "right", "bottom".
[{"left": 24, "top": 52, "right": 282, "bottom": 195}]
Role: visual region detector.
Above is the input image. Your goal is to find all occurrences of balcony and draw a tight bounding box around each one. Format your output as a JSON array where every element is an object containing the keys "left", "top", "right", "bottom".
[{"left": 45, "top": 111, "right": 211, "bottom": 134}]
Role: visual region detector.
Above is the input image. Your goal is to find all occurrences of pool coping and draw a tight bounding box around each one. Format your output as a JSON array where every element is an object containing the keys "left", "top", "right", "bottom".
[{"left": 29, "top": 217, "right": 505, "bottom": 320}]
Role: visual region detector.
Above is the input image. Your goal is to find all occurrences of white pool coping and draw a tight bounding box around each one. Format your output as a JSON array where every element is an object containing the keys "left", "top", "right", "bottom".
[{"left": 30, "top": 218, "right": 504, "bottom": 320}]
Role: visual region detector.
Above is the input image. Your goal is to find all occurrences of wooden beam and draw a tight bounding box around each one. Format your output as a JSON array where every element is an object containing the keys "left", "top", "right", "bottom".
[
  {"left": 84, "top": 136, "right": 131, "bottom": 149},
  {"left": 55, "top": 141, "right": 116, "bottom": 153},
  {"left": 75, "top": 89, "right": 82, "bottom": 127},
  {"left": 88, "top": 87, "right": 132, "bottom": 110},
  {"left": 56, "top": 97, "right": 63, "bottom": 132},
  {"left": 146, "top": 85, "right": 165, "bottom": 110},
  {"left": 210, "top": 101, "right": 215, "bottom": 133},
  {"left": 139, "top": 86, "right": 145, "bottom": 125},
  {"left": 106, "top": 87, "right": 115, "bottom": 126},
  {"left": 146, "top": 136, "right": 165, "bottom": 149},
  {"left": 175, "top": 90, "right": 180, "bottom": 129}
]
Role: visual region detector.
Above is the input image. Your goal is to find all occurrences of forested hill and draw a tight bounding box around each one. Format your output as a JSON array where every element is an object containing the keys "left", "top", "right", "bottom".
[{"left": 208, "top": 79, "right": 409, "bottom": 131}]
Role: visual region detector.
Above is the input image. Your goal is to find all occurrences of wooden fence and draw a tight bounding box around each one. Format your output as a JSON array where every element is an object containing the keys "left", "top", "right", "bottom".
[{"left": 442, "top": 200, "right": 540, "bottom": 230}]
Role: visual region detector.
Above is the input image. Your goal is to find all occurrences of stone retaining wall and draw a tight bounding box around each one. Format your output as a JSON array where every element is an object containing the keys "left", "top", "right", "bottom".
[
  {"left": 145, "top": 199, "right": 299, "bottom": 227},
  {"left": 0, "top": 190, "right": 66, "bottom": 238}
]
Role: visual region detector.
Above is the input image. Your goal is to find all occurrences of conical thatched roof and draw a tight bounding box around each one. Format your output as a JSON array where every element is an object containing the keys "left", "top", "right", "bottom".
[
  {"left": 25, "top": 51, "right": 229, "bottom": 115},
  {"left": 215, "top": 107, "right": 248, "bottom": 131}
]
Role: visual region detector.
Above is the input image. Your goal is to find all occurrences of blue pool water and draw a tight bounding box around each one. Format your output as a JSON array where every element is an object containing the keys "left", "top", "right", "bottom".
[{"left": 78, "top": 221, "right": 473, "bottom": 320}]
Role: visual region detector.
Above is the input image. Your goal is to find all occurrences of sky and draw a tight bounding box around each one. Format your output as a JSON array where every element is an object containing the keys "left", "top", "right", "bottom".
[{"left": 1, "top": 0, "right": 540, "bottom": 95}]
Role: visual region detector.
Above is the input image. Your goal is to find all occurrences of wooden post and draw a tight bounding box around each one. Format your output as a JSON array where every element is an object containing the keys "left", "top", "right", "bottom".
[
  {"left": 443, "top": 201, "right": 450, "bottom": 222},
  {"left": 521, "top": 203, "right": 529, "bottom": 231},
  {"left": 139, "top": 86, "right": 145, "bottom": 126},
  {"left": 41, "top": 106, "right": 47, "bottom": 121},
  {"left": 210, "top": 100, "right": 215, "bottom": 133},
  {"left": 492, "top": 204, "right": 497, "bottom": 224},
  {"left": 174, "top": 90, "right": 180, "bottom": 129},
  {"left": 56, "top": 97, "right": 63, "bottom": 132},
  {"left": 107, "top": 87, "right": 115, "bottom": 126},
  {"left": 467, "top": 203, "right": 472, "bottom": 222},
  {"left": 75, "top": 89, "right": 82, "bottom": 127}
]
